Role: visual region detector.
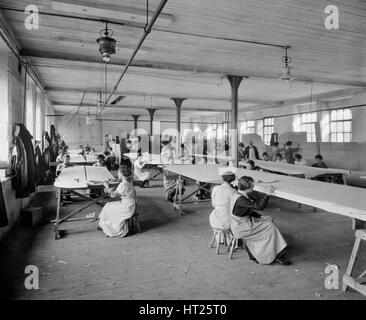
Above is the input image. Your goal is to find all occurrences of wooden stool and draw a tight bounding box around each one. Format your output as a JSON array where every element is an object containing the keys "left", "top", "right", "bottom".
[
  {"left": 209, "top": 229, "right": 230, "bottom": 255},
  {"left": 342, "top": 229, "right": 366, "bottom": 296},
  {"left": 229, "top": 237, "right": 254, "bottom": 261},
  {"left": 229, "top": 236, "right": 239, "bottom": 259}
]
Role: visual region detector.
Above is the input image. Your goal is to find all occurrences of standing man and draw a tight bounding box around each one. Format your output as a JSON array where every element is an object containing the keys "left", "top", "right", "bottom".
[{"left": 244, "top": 140, "right": 259, "bottom": 160}]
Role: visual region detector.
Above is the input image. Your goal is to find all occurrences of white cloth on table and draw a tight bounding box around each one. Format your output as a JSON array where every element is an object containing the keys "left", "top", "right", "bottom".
[{"left": 98, "top": 181, "right": 136, "bottom": 237}]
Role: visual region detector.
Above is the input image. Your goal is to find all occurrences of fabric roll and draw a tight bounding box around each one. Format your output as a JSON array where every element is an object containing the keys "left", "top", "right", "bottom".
[{"left": 12, "top": 124, "right": 36, "bottom": 198}]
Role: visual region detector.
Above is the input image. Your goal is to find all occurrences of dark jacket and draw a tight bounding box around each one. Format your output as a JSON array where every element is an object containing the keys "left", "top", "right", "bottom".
[
  {"left": 243, "top": 145, "right": 259, "bottom": 160},
  {"left": 232, "top": 191, "right": 270, "bottom": 219}
]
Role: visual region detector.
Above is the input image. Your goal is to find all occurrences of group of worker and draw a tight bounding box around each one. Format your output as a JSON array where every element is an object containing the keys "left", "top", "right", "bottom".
[
  {"left": 238, "top": 140, "right": 328, "bottom": 168},
  {"left": 53, "top": 136, "right": 310, "bottom": 267}
]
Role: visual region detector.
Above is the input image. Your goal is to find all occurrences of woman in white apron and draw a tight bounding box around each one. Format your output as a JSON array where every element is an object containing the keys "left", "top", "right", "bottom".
[
  {"left": 133, "top": 154, "right": 158, "bottom": 187},
  {"left": 98, "top": 167, "right": 137, "bottom": 237},
  {"left": 209, "top": 171, "right": 237, "bottom": 230},
  {"left": 229, "top": 176, "right": 291, "bottom": 265},
  {"left": 209, "top": 171, "right": 237, "bottom": 244},
  {"left": 160, "top": 140, "right": 185, "bottom": 202}
]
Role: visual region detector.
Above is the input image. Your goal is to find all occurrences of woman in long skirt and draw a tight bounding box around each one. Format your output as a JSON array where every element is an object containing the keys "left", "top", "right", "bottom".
[
  {"left": 229, "top": 176, "right": 291, "bottom": 265},
  {"left": 98, "top": 167, "right": 137, "bottom": 237},
  {"left": 209, "top": 171, "right": 236, "bottom": 230}
]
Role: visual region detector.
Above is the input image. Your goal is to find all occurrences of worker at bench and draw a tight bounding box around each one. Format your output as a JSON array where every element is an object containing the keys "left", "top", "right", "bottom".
[{"left": 229, "top": 176, "right": 291, "bottom": 265}]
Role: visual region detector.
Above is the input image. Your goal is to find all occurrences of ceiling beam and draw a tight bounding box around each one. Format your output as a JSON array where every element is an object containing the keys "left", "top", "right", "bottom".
[
  {"left": 45, "top": 86, "right": 272, "bottom": 104},
  {"left": 242, "top": 88, "right": 365, "bottom": 113},
  {"left": 52, "top": 101, "right": 229, "bottom": 113},
  {"left": 22, "top": 50, "right": 366, "bottom": 88},
  {"left": 22, "top": 49, "right": 250, "bottom": 78}
]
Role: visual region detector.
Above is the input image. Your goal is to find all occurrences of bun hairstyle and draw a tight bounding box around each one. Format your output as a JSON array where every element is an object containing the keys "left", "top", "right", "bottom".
[
  {"left": 222, "top": 173, "right": 236, "bottom": 184},
  {"left": 238, "top": 176, "right": 254, "bottom": 191},
  {"left": 247, "top": 160, "right": 255, "bottom": 167},
  {"left": 315, "top": 154, "right": 323, "bottom": 160},
  {"left": 118, "top": 165, "right": 133, "bottom": 179}
]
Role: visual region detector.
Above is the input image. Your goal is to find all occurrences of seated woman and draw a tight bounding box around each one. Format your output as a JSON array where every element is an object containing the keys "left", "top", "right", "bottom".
[
  {"left": 275, "top": 153, "right": 287, "bottom": 163},
  {"left": 133, "top": 154, "right": 158, "bottom": 187},
  {"left": 261, "top": 152, "right": 270, "bottom": 161},
  {"left": 56, "top": 154, "right": 74, "bottom": 204},
  {"left": 179, "top": 143, "right": 192, "bottom": 164},
  {"left": 247, "top": 160, "right": 260, "bottom": 171},
  {"left": 312, "top": 154, "right": 327, "bottom": 168},
  {"left": 161, "top": 140, "right": 184, "bottom": 202},
  {"left": 55, "top": 147, "right": 68, "bottom": 164},
  {"left": 294, "top": 154, "right": 308, "bottom": 166},
  {"left": 209, "top": 171, "right": 237, "bottom": 238},
  {"left": 161, "top": 139, "right": 175, "bottom": 164},
  {"left": 56, "top": 154, "right": 73, "bottom": 176},
  {"left": 229, "top": 176, "right": 291, "bottom": 265},
  {"left": 93, "top": 154, "right": 106, "bottom": 167},
  {"left": 98, "top": 167, "right": 137, "bottom": 237},
  {"left": 103, "top": 150, "right": 112, "bottom": 170}
]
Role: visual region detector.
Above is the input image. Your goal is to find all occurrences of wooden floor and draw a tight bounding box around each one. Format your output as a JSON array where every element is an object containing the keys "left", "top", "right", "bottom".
[{"left": 0, "top": 179, "right": 365, "bottom": 300}]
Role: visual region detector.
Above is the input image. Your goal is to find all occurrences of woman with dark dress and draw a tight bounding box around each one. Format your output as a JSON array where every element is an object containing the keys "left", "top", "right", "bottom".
[{"left": 229, "top": 176, "right": 291, "bottom": 265}]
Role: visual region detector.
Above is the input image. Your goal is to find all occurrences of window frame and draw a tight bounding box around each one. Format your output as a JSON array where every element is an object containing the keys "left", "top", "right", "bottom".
[
  {"left": 263, "top": 117, "right": 274, "bottom": 145},
  {"left": 299, "top": 112, "right": 317, "bottom": 142},
  {"left": 240, "top": 120, "right": 255, "bottom": 135},
  {"left": 329, "top": 108, "right": 352, "bottom": 143}
]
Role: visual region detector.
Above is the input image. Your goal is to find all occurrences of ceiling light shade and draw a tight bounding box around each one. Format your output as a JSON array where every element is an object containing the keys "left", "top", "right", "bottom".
[
  {"left": 279, "top": 46, "right": 294, "bottom": 81},
  {"left": 97, "top": 22, "right": 116, "bottom": 63},
  {"left": 96, "top": 91, "right": 105, "bottom": 109},
  {"left": 97, "top": 99, "right": 104, "bottom": 109},
  {"left": 279, "top": 66, "right": 294, "bottom": 81}
]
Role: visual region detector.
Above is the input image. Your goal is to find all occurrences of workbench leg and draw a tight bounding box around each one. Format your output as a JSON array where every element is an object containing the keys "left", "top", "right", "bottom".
[
  {"left": 178, "top": 175, "right": 183, "bottom": 215},
  {"left": 342, "top": 234, "right": 361, "bottom": 292},
  {"left": 54, "top": 188, "right": 62, "bottom": 240},
  {"left": 173, "top": 175, "right": 180, "bottom": 212}
]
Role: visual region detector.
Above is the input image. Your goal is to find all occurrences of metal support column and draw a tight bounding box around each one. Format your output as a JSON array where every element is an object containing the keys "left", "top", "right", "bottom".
[
  {"left": 226, "top": 75, "right": 243, "bottom": 167},
  {"left": 170, "top": 98, "right": 186, "bottom": 157},
  {"left": 147, "top": 108, "right": 157, "bottom": 153}
]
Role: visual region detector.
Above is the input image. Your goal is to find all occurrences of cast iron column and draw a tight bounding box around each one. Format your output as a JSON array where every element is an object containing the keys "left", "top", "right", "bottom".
[
  {"left": 147, "top": 108, "right": 157, "bottom": 153},
  {"left": 170, "top": 98, "right": 186, "bottom": 157},
  {"left": 131, "top": 115, "right": 140, "bottom": 131},
  {"left": 226, "top": 75, "right": 243, "bottom": 167}
]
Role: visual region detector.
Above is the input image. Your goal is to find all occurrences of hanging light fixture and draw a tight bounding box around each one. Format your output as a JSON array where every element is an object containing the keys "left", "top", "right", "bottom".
[
  {"left": 96, "top": 22, "right": 116, "bottom": 63},
  {"left": 96, "top": 90, "right": 104, "bottom": 110},
  {"left": 86, "top": 108, "right": 92, "bottom": 125},
  {"left": 279, "top": 46, "right": 294, "bottom": 81}
]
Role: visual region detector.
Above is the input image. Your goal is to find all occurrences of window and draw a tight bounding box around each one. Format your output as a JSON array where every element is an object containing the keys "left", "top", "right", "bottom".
[
  {"left": 25, "top": 83, "right": 35, "bottom": 136},
  {"left": 330, "top": 108, "right": 352, "bottom": 142},
  {"left": 300, "top": 112, "right": 317, "bottom": 142},
  {"left": 35, "top": 90, "right": 42, "bottom": 141},
  {"left": 263, "top": 117, "right": 274, "bottom": 145},
  {"left": 240, "top": 120, "right": 255, "bottom": 135},
  {"left": 0, "top": 63, "right": 9, "bottom": 166}
]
